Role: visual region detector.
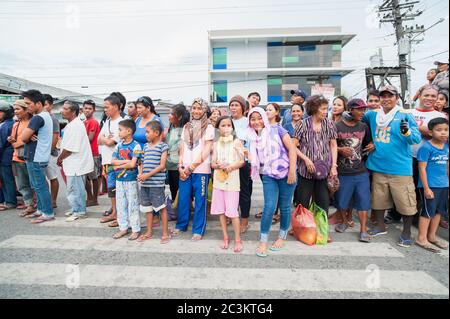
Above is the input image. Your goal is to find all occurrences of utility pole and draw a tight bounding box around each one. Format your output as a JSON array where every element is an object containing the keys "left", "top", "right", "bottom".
[{"left": 378, "top": 0, "right": 423, "bottom": 108}]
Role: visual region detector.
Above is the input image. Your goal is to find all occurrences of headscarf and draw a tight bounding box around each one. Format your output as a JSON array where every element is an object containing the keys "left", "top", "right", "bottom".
[
  {"left": 247, "top": 107, "right": 271, "bottom": 180},
  {"left": 183, "top": 98, "right": 210, "bottom": 150}
]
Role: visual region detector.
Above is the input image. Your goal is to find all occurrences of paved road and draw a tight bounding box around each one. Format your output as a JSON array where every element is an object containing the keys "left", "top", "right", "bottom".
[{"left": 0, "top": 177, "right": 448, "bottom": 299}]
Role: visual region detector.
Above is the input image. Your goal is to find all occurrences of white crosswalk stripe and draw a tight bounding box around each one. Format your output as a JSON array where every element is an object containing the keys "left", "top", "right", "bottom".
[{"left": 0, "top": 263, "right": 447, "bottom": 295}]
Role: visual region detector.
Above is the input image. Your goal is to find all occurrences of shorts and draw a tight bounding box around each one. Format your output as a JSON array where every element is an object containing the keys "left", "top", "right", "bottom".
[
  {"left": 371, "top": 173, "right": 417, "bottom": 216},
  {"left": 210, "top": 188, "right": 240, "bottom": 218},
  {"left": 419, "top": 188, "right": 449, "bottom": 219},
  {"left": 140, "top": 187, "right": 166, "bottom": 213},
  {"left": 87, "top": 156, "right": 101, "bottom": 180},
  {"left": 335, "top": 172, "right": 371, "bottom": 211},
  {"left": 45, "top": 155, "right": 59, "bottom": 180},
  {"left": 105, "top": 165, "right": 116, "bottom": 198}
]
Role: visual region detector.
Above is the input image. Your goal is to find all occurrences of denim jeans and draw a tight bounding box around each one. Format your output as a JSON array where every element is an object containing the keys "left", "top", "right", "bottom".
[
  {"left": 26, "top": 161, "right": 53, "bottom": 217},
  {"left": 13, "top": 162, "right": 34, "bottom": 206},
  {"left": 176, "top": 173, "right": 209, "bottom": 236},
  {"left": 260, "top": 175, "right": 296, "bottom": 243},
  {"left": 66, "top": 175, "right": 87, "bottom": 215},
  {"left": 0, "top": 165, "right": 17, "bottom": 207}
]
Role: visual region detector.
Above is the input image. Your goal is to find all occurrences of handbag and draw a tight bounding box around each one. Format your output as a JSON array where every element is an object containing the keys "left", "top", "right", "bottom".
[
  {"left": 14, "top": 122, "right": 25, "bottom": 161},
  {"left": 309, "top": 120, "right": 331, "bottom": 180}
]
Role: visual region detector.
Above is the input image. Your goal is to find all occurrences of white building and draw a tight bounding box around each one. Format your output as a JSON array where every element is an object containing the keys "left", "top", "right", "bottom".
[{"left": 208, "top": 27, "right": 356, "bottom": 107}]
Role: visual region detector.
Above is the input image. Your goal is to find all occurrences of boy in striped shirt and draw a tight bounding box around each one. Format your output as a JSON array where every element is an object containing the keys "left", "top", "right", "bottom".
[{"left": 137, "top": 121, "right": 170, "bottom": 244}]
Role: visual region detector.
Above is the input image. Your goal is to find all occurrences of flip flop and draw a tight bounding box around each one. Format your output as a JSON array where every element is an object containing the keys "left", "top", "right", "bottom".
[
  {"left": 102, "top": 209, "right": 113, "bottom": 217},
  {"left": 234, "top": 240, "right": 243, "bottom": 253},
  {"left": 31, "top": 216, "right": 55, "bottom": 224},
  {"left": 100, "top": 216, "right": 115, "bottom": 223},
  {"left": 269, "top": 240, "right": 284, "bottom": 252},
  {"left": 112, "top": 231, "right": 128, "bottom": 239},
  {"left": 25, "top": 212, "right": 42, "bottom": 219},
  {"left": 220, "top": 238, "right": 230, "bottom": 250},
  {"left": 170, "top": 229, "right": 183, "bottom": 238},
  {"left": 108, "top": 220, "right": 119, "bottom": 228},
  {"left": 128, "top": 233, "right": 140, "bottom": 241},
  {"left": 428, "top": 239, "right": 448, "bottom": 250},
  {"left": 160, "top": 236, "right": 171, "bottom": 245},
  {"left": 137, "top": 233, "right": 153, "bottom": 242},
  {"left": 191, "top": 234, "right": 202, "bottom": 242},
  {"left": 256, "top": 244, "right": 268, "bottom": 257},
  {"left": 415, "top": 242, "right": 440, "bottom": 253}
]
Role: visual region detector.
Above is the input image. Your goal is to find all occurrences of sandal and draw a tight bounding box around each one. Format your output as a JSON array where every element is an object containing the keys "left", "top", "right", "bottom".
[
  {"left": 19, "top": 208, "right": 36, "bottom": 217},
  {"left": 221, "top": 237, "right": 230, "bottom": 250},
  {"left": 112, "top": 230, "right": 128, "bottom": 239},
  {"left": 269, "top": 239, "right": 284, "bottom": 252},
  {"left": 16, "top": 204, "right": 27, "bottom": 210},
  {"left": 137, "top": 233, "right": 153, "bottom": 242},
  {"left": 240, "top": 224, "right": 250, "bottom": 234},
  {"left": 170, "top": 229, "right": 183, "bottom": 238},
  {"left": 191, "top": 234, "right": 202, "bottom": 241},
  {"left": 128, "top": 232, "right": 140, "bottom": 241},
  {"left": 160, "top": 236, "right": 171, "bottom": 245},
  {"left": 102, "top": 208, "right": 113, "bottom": 217},
  {"left": 100, "top": 215, "right": 115, "bottom": 223},
  {"left": 428, "top": 239, "right": 448, "bottom": 250},
  {"left": 31, "top": 216, "right": 55, "bottom": 224},
  {"left": 25, "top": 212, "right": 42, "bottom": 219},
  {"left": 108, "top": 220, "right": 119, "bottom": 228},
  {"left": 234, "top": 240, "right": 243, "bottom": 253},
  {"left": 272, "top": 214, "right": 280, "bottom": 225},
  {"left": 256, "top": 243, "right": 268, "bottom": 258},
  {"left": 255, "top": 212, "right": 263, "bottom": 219},
  {"left": 415, "top": 242, "right": 440, "bottom": 253},
  {"left": 0, "top": 205, "right": 16, "bottom": 211}
]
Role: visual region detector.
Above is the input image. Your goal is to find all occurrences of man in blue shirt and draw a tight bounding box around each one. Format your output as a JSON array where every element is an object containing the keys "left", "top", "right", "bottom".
[
  {"left": 364, "top": 85, "right": 421, "bottom": 248},
  {"left": 0, "top": 101, "right": 16, "bottom": 210}
]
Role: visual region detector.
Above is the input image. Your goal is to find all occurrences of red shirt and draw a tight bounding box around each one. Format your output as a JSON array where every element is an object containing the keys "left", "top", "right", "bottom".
[{"left": 84, "top": 118, "right": 100, "bottom": 156}]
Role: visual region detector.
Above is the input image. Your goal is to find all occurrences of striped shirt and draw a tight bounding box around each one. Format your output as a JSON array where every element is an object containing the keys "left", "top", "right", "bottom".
[
  {"left": 294, "top": 117, "right": 337, "bottom": 179},
  {"left": 141, "top": 142, "right": 169, "bottom": 188}
]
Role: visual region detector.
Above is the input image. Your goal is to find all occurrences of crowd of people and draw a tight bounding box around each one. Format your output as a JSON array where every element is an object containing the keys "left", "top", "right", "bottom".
[{"left": 0, "top": 59, "right": 448, "bottom": 256}]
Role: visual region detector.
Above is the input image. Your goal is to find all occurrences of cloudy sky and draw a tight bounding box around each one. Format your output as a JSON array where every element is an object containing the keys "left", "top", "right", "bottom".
[{"left": 0, "top": 0, "right": 448, "bottom": 104}]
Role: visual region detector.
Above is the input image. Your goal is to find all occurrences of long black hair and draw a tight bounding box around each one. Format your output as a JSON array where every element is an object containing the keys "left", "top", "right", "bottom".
[{"left": 136, "top": 96, "right": 159, "bottom": 116}]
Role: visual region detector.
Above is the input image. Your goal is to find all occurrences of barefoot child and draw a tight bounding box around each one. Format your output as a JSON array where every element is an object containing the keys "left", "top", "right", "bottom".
[
  {"left": 416, "top": 117, "right": 449, "bottom": 253},
  {"left": 211, "top": 116, "right": 245, "bottom": 252},
  {"left": 137, "top": 121, "right": 170, "bottom": 244},
  {"left": 111, "top": 119, "right": 142, "bottom": 240}
]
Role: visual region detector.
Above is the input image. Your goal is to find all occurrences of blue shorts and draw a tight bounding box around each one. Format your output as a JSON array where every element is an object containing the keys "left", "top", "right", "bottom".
[
  {"left": 105, "top": 165, "right": 116, "bottom": 198},
  {"left": 419, "top": 188, "right": 449, "bottom": 219},
  {"left": 334, "top": 172, "right": 371, "bottom": 211},
  {"left": 140, "top": 187, "right": 166, "bottom": 213}
]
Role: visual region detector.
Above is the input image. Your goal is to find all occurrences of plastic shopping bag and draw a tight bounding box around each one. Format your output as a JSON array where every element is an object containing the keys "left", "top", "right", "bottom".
[
  {"left": 310, "top": 202, "right": 329, "bottom": 245},
  {"left": 291, "top": 205, "right": 317, "bottom": 246}
]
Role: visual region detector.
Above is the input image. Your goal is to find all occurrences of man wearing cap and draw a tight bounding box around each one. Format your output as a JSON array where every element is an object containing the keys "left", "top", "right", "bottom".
[
  {"left": 0, "top": 101, "right": 17, "bottom": 211},
  {"left": 282, "top": 89, "right": 308, "bottom": 137},
  {"left": 432, "top": 60, "right": 449, "bottom": 97},
  {"left": 334, "top": 99, "right": 374, "bottom": 242},
  {"left": 363, "top": 85, "right": 421, "bottom": 247}
]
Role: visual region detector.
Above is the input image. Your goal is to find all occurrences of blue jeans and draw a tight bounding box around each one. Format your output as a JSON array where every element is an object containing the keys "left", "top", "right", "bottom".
[
  {"left": 260, "top": 175, "right": 296, "bottom": 243},
  {"left": 176, "top": 173, "right": 209, "bottom": 236},
  {"left": 26, "top": 161, "right": 53, "bottom": 217},
  {"left": 0, "top": 165, "right": 17, "bottom": 207},
  {"left": 14, "top": 162, "right": 34, "bottom": 206},
  {"left": 66, "top": 175, "right": 87, "bottom": 215}
]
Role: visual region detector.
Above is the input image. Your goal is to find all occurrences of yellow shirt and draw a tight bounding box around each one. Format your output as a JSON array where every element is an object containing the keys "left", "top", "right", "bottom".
[{"left": 212, "top": 137, "right": 244, "bottom": 192}]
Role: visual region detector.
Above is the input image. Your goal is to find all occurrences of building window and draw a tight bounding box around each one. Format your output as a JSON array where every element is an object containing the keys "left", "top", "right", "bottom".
[
  {"left": 213, "top": 80, "right": 227, "bottom": 103},
  {"left": 213, "top": 48, "right": 227, "bottom": 70},
  {"left": 267, "top": 42, "right": 342, "bottom": 68},
  {"left": 267, "top": 75, "right": 342, "bottom": 102}
]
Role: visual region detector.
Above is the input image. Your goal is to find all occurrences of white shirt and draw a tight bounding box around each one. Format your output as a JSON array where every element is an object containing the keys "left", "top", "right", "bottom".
[
  {"left": 61, "top": 117, "right": 94, "bottom": 176},
  {"left": 411, "top": 108, "right": 446, "bottom": 157},
  {"left": 98, "top": 115, "right": 123, "bottom": 165}
]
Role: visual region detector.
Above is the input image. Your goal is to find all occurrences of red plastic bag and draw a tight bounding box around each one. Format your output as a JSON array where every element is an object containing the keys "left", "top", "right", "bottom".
[{"left": 291, "top": 205, "right": 317, "bottom": 246}]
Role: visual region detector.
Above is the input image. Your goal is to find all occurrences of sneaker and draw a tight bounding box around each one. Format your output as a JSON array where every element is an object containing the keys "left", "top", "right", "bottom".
[
  {"left": 65, "top": 211, "right": 73, "bottom": 217},
  {"left": 368, "top": 227, "right": 388, "bottom": 237},
  {"left": 397, "top": 235, "right": 413, "bottom": 248},
  {"left": 359, "top": 232, "right": 372, "bottom": 243},
  {"left": 65, "top": 214, "right": 87, "bottom": 222}
]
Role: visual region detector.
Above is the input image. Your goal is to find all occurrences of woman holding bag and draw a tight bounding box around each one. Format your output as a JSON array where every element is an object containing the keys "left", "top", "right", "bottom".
[
  {"left": 7, "top": 100, "right": 35, "bottom": 216},
  {"left": 294, "top": 95, "right": 338, "bottom": 215}
]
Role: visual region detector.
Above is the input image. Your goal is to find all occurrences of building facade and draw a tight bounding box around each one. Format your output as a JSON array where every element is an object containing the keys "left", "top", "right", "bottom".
[{"left": 208, "top": 27, "right": 355, "bottom": 107}]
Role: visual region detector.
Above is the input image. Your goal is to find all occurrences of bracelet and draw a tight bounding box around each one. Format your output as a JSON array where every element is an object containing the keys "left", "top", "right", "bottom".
[{"left": 188, "top": 166, "right": 195, "bottom": 173}]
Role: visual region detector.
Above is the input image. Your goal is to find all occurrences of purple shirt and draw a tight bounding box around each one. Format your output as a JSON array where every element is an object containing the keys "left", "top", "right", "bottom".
[{"left": 256, "top": 125, "right": 290, "bottom": 179}]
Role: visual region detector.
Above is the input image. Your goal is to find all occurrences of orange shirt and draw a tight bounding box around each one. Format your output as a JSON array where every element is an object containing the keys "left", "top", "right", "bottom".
[{"left": 11, "top": 119, "right": 29, "bottom": 163}]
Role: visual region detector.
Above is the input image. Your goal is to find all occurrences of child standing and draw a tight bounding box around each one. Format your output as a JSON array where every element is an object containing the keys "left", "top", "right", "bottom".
[
  {"left": 416, "top": 117, "right": 449, "bottom": 253},
  {"left": 111, "top": 119, "right": 142, "bottom": 240},
  {"left": 211, "top": 116, "right": 245, "bottom": 252},
  {"left": 137, "top": 121, "right": 170, "bottom": 244}
]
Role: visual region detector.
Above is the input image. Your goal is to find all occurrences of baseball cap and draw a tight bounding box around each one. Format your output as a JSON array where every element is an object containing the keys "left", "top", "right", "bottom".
[
  {"left": 347, "top": 98, "right": 368, "bottom": 109},
  {"left": 434, "top": 59, "right": 449, "bottom": 65},
  {"left": 379, "top": 85, "right": 399, "bottom": 96},
  {"left": 290, "top": 89, "right": 308, "bottom": 100}
]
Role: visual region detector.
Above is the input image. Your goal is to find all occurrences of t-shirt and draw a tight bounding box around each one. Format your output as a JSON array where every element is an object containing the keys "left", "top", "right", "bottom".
[
  {"left": 60, "top": 117, "right": 94, "bottom": 176},
  {"left": 417, "top": 141, "right": 449, "bottom": 188},
  {"left": 84, "top": 117, "right": 100, "bottom": 157},
  {"left": 112, "top": 140, "right": 142, "bottom": 182},
  {"left": 411, "top": 108, "right": 446, "bottom": 157},
  {"left": 134, "top": 115, "right": 165, "bottom": 148},
  {"left": 0, "top": 119, "right": 14, "bottom": 166},
  {"left": 11, "top": 120, "right": 29, "bottom": 163},
  {"left": 141, "top": 142, "right": 169, "bottom": 188},
  {"left": 212, "top": 138, "right": 244, "bottom": 192},
  {"left": 257, "top": 125, "right": 291, "bottom": 180},
  {"left": 336, "top": 121, "right": 372, "bottom": 175},
  {"left": 98, "top": 115, "right": 123, "bottom": 165},
  {"left": 50, "top": 114, "right": 60, "bottom": 157},
  {"left": 24, "top": 111, "right": 53, "bottom": 163},
  {"left": 294, "top": 117, "right": 338, "bottom": 179},
  {"left": 165, "top": 127, "right": 182, "bottom": 171},
  {"left": 180, "top": 124, "right": 215, "bottom": 174}
]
